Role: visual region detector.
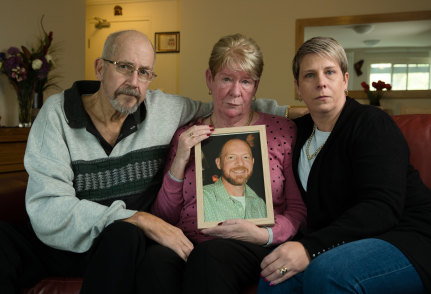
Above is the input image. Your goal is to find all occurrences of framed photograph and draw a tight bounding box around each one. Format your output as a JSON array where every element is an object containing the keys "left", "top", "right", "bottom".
[
  {"left": 195, "top": 125, "right": 274, "bottom": 229},
  {"left": 154, "top": 32, "right": 180, "bottom": 53}
]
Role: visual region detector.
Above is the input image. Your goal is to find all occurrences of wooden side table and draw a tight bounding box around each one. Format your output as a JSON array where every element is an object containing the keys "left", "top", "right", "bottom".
[
  {"left": 0, "top": 127, "right": 30, "bottom": 222},
  {"left": 0, "top": 127, "right": 30, "bottom": 174}
]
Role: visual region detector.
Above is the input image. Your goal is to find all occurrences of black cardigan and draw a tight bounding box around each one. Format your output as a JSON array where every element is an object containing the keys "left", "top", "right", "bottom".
[{"left": 293, "top": 97, "right": 431, "bottom": 291}]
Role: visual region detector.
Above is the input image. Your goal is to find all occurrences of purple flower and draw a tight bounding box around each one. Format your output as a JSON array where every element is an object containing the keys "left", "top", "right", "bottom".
[
  {"left": 4, "top": 55, "right": 23, "bottom": 70},
  {"left": 1, "top": 16, "right": 57, "bottom": 95},
  {"left": 7, "top": 47, "right": 21, "bottom": 55}
]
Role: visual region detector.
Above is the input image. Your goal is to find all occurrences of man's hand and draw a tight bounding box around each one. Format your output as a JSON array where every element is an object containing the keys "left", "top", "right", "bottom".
[
  {"left": 201, "top": 219, "right": 269, "bottom": 245},
  {"left": 260, "top": 241, "right": 310, "bottom": 285},
  {"left": 124, "top": 212, "right": 194, "bottom": 261}
]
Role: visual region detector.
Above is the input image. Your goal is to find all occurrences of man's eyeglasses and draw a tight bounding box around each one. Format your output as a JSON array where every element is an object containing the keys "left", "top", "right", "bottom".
[{"left": 102, "top": 58, "right": 157, "bottom": 81}]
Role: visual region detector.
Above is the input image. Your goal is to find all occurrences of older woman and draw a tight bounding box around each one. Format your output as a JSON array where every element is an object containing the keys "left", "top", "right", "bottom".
[
  {"left": 151, "top": 33, "right": 306, "bottom": 293},
  {"left": 258, "top": 37, "right": 431, "bottom": 293}
]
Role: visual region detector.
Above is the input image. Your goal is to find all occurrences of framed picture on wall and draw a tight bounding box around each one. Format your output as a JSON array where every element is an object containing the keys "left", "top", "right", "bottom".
[
  {"left": 154, "top": 31, "right": 180, "bottom": 53},
  {"left": 195, "top": 125, "right": 274, "bottom": 229}
]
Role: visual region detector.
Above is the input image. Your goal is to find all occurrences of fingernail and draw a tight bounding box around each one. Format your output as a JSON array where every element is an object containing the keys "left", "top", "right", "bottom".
[
  {"left": 210, "top": 128, "right": 215, "bottom": 132},
  {"left": 264, "top": 278, "right": 268, "bottom": 282},
  {"left": 269, "top": 282, "right": 274, "bottom": 286},
  {"left": 207, "top": 133, "right": 211, "bottom": 136},
  {"left": 196, "top": 121, "right": 201, "bottom": 125},
  {"left": 209, "top": 125, "right": 214, "bottom": 128}
]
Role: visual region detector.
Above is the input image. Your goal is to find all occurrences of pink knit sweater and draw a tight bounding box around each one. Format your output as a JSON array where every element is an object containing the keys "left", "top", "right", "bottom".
[{"left": 152, "top": 112, "right": 306, "bottom": 245}]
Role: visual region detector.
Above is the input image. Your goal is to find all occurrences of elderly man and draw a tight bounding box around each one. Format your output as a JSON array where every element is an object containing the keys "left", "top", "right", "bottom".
[{"left": 0, "top": 30, "right": 289, "bottom": 294}]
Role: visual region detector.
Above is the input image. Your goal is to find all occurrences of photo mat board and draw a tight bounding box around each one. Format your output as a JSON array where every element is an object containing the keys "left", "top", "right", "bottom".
[{"left": 195, "top": 125, "right": 274, "bottom": 229}]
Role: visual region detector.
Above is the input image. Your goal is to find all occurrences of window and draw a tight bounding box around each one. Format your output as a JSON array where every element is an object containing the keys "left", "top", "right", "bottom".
[{"left": 370, "top": 63, "right": 430, "bottom": 90}]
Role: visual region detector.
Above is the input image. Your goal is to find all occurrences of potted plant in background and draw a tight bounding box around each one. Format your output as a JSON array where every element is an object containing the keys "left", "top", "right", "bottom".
[
  {"left": 0, "top": 15, "right": 56, "bottom": 127},
  {"left": 361, "top": 80, "right": 392, "bottom": 107}
]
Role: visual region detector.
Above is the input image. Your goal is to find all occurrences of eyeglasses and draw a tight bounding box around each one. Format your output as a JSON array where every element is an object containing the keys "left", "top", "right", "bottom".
[{"left": 102, "top": 58, "right": 157, "bottom": 81}]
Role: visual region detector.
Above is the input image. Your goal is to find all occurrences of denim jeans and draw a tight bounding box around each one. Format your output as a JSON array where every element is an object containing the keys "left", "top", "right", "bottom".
[{"left": 258, "top": 238, "right": 426, "bottom": 294}]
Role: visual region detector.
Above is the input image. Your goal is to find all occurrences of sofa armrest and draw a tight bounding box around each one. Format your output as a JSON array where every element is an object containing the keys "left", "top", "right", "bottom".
[{"left": 392, "top": 114, "right": 431, "bottom": 189}]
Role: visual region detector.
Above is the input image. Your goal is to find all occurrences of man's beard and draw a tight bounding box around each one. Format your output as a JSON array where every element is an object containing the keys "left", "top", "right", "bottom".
[
  {"left": 110, "top": 87, "right": 141, "bottom": 115},
  {"left": 222, "top": 167, "right": 252, "bottom": 186}
]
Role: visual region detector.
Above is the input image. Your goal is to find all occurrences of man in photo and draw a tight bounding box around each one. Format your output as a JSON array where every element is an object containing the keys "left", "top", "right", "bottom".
[{"left": 203, "top": 138, "right": 267, "bottom": 221}]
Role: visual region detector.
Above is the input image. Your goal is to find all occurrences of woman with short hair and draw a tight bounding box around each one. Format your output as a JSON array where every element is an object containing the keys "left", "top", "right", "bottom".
[
  {"left": 258, "top": 36, "right": 431, "bottom": 294},
  {"left": 151, "top": 33, "right": 306, "bottom": 293}
]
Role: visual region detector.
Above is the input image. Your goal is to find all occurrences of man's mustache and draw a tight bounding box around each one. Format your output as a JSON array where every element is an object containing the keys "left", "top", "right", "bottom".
[{"left": 115, "top": 87, "right": 141, "bottom": 100}]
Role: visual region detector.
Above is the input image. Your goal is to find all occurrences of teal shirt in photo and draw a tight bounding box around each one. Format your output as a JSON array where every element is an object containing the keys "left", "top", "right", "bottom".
[{"left": 203, "top": 178, "right": 267, "bottom": 222}]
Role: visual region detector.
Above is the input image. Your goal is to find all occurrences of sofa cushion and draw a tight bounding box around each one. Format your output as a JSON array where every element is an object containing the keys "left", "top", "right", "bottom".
[
  {"left": 392, "top": 114, "right": 431, "bottom": 189},
  {"left": 22, "top": 277, "right": 82, "bottom": 294}
]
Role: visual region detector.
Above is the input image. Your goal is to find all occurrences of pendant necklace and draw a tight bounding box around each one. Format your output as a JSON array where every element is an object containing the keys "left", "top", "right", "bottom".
[{"left": 306, "top": 125, "right": 328, "bottom": 160}]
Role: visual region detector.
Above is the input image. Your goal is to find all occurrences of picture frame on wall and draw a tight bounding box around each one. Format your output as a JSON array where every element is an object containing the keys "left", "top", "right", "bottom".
[
  {"left": 154, "top": 31, "right": 180, "bottom": 53},
  {"left": 195, "top": 125, "right": 274, "bottom": 229}
]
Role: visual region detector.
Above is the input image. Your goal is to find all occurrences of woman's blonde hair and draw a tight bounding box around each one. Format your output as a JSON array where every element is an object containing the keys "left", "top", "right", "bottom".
[
  {"left": 292, "top": 36, "right": 348, "bottom": 82},
  {"left": 208, "top": 33, "right": 263, "bottom": 81}
]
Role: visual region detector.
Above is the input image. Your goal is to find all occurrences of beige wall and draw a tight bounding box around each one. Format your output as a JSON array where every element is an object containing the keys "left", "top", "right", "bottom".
[
  {"left": 0, "top": 0, "right": 86, "bottom": 126},
  {"left": 179, "top": 0, "right": 431, "bottom": 112},
  {"left": 2, "top": 0, "right": 431, "bottom": 127},
  {"left": 86, "top": 0, "right": 179, "bottom": 94}
]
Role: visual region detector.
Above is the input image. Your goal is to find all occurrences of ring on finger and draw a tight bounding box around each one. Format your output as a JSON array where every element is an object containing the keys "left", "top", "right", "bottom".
[
  {"left": 279, "top": 267, "right": 287, "bottom": 276},
  {"left": 189, "top": 132, "right": 194, "bottom": 137}
]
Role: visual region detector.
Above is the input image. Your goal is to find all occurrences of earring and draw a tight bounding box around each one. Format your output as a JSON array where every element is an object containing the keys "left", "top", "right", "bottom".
[
  {"left": 344, "top": 89, "right": 349, "bottom": 96},
  {"left": 208, "top": 90, "right": 212, "bottom": 95},
  {"left": 252, "top": 95, "right": 256, "bottom": 101}
]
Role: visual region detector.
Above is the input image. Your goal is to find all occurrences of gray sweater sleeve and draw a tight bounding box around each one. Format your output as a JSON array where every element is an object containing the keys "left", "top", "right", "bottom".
[
  {"left": 253, "top": 98, "right": 288, "bottom": 117},
  {"left": 176, "top": 94, "right": 288, "bottom": 120},
  {"left": 147, "top": 91, "right": 287, "bottom": 124}
]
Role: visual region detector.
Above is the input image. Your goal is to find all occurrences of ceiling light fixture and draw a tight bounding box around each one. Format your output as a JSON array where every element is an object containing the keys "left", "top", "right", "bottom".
[
  {"left": 352, "top": 24, "right": 374, "bottom": 34},
  {"left": 363, "top": 39, "right": 380, "bottom": 46}
]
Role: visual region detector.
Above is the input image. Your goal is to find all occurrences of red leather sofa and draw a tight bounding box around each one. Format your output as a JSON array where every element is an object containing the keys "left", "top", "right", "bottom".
[{"left": 1, "top": 114, "right": 430, "bottom": 294}]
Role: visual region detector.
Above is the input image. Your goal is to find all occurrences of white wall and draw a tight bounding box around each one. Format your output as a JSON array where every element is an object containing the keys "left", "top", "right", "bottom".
[{"left": 0, "top": 0, "right": 86, "bottom": 127}]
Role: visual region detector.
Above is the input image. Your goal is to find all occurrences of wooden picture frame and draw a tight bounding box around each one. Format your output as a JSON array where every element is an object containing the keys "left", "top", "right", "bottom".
[
  {"left": 154, "top": 31, "right": 180, "bottom": 53},
  {"left": 195, "top": 125, "right": 274, "bottom": 229}
]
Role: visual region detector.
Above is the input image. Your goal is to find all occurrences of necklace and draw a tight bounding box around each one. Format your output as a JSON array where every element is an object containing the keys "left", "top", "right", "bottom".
[
  {"left": 305, "top": 125, "right": 328, "bottom": 160},
  {"left": 209, "top": 110, "right": 254, "bottom": 127}
]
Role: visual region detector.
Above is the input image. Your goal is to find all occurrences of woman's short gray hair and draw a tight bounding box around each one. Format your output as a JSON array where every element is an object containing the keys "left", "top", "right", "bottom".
[
  {"left": 292, "top": 36, "right": 348, "bottom": 81},
  {"left": 208, "top": 33, "right": 263, "bottom": 81}
]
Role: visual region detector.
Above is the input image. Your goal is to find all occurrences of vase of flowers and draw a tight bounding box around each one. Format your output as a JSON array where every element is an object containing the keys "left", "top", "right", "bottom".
[
  {"left": 361, "top": 80, "right": 392, "bottom": 106},
  {"left": 17, "top": 81, "right": 34, "bottom": 127},
  {"left": 0, "top": 16, "right": 56, "bottom": 127}
]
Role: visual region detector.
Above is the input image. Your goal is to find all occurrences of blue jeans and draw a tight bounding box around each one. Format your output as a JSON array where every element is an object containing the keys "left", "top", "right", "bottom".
[{"left": 258, "top": 238, "right": 426, "bottom": 294}]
